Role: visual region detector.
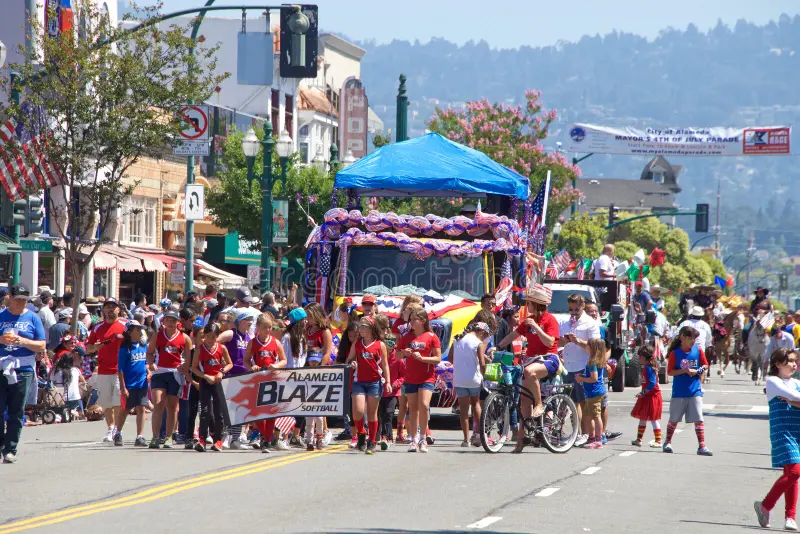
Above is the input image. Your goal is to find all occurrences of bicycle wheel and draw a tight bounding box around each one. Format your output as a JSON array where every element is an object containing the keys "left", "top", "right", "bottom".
[
  {"left": 480, "top": 391, "right": 509, "bottom": 453},
  {"left": 540, "top": 393, "right": 578, "bottom": 453}
]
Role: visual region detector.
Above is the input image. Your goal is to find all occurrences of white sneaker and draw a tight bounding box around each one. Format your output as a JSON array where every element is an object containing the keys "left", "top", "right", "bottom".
[
  {"left": 230, "top": 440, "right": 243, "bottom": 450},
  {"left": 238, "top": 432, "right": 249, "bottom": 444},
  {"left": 575, "top": 434, "right": 589, "bottom": 447},
  {"left": 103, "top": 428, "right": 114, "bottom": 442},
  {"left": 275, "top": 440, "right": 291, "bottom": 451},
  {"left": 786, "top": 518, "right": 798, "bottom": 531},
  {"left": 322, "top": 429, "right": 333, "bottom": 446},
  {"left": 205, "top": 436, "right": 213, "bottom": 445},
  {"left": 222, "top": 435, "right": 231, "bottom": 450}
]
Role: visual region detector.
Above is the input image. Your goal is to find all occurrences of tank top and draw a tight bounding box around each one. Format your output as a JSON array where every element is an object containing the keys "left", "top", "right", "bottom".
[
  {"left": 355, "top": 338, "right": 383, "bottom": 383},
  {"left": 307, "top": 326, "right": 328, "bottom": 363},
  {"left": 154, "top": 330, "right": 185, "bottom": 371},
  {"left": 225, "top": 328, "right": 251, "bottom": 376},
  {"left": 252, "top": 335, "right": 281, "bottom": 368},
  {"left": 198, "top": 343, "right": 225, "bottom": 375}
]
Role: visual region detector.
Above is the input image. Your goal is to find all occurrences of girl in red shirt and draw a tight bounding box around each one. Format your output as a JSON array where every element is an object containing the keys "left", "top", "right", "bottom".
[
  {"left": 191, "top": 323, "right": 232, "bottom": 452},
  {"left": 244, "top": 313, "right": 287, "bottom": 452},
  {"left": 396, "top": 305, "right": 442, "bottom": 453},
  {"left": 304, "top": 303, "right": 334, "bottom": 447},
  {"left": 346, "top": 315, "right": 391, "bottom": 455},
  {"left": 392, "top": 295, "right": 422, "bottom": 443}
]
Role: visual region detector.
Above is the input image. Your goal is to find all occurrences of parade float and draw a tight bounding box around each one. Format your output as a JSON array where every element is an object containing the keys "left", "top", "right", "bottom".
[{"left": 304, "top": 133, "right": 550, "bottom": 407}]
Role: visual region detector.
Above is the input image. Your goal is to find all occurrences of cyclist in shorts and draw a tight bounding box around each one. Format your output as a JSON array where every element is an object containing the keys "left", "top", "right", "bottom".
[{"left": 497, "top": 284, "right": 560, "bottom": 453}]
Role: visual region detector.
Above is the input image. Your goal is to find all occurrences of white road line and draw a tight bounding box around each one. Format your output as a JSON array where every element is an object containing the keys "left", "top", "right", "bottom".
[
  {"left": 61, "top": 441, "right": 99, "bottom": 447},
  {"left": 467, "top": 516, "right": 503, "bottom": 529},
  {"left": 749, "top": 406, "right": 769, "bottom": 413},
  {"left": 703, "top": 404, "right": 716, "bottom": 410},
  {"left": 581, "top": 466, "right": 602, "bottom": 475},
  {"left": 674, "top": 429, "right": 684, "bottom": 433},
  {"left": 619, "top": 451, "right": 637, "bottom": 457},
  {"left": 535, "top": 487, "right": 561, "bottom": 497},
  {"left": 704, "top": 389, "right": 763, "bottom": 393}
]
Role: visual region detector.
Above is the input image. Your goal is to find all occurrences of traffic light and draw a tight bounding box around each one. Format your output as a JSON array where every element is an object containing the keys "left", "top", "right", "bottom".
[
  {"left": 780, "top": 273, "right": 789, "bottom": 291},
  {"left": 1, "top": 189, "right": 27, "bottom": 228},
  {"left": 279, "top": 4, "right": 318, "bottom": 78},
  {"left": 608, "top": 204, "right": 620, "bottom": 227},
  {"left": 24, "top": 194, "right": 44, "bottom": 236},
  {"left": 695, "top": 203, "right": 709, "bottom": 233}
]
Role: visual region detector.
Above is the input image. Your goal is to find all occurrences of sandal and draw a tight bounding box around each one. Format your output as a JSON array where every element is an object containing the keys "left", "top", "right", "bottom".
[
  {"left": 532, "top": 405, "right": 545, "bottom": 418},
  {"left": 511, "top": 443, "right": 525, "bottom": 454}
]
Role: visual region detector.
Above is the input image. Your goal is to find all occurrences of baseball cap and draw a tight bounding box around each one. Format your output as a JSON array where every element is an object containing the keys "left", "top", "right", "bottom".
[
  {"left": 103, "top": 297, "right": 120, "bottom": 308},
  {"left": 56, "top": 307, "right": 73, "bottom": 319},
  {"left": 285, "top": 307, "right": 307, "bottom": 326},
  {"left": 362, "top": 294, "right": 376, "bottom": 305},
  {"left": 193, "top": 316, "right": 206, "bottom": 329},
  {"left": 61, "top": 334, "right": 76, "bottom": 343},
  {"left": 10, "top": 283, "right": 31, "bottom": 300},
  {"left": 634, "top": 281, "right": 643, "bottom": 288},
  {"left": 78, "top": 304, "right": 89, "bottom": 316},
  {"left": 39, "top": 290, "right": 53, "bottom": 301},
  {"left": 234, "top": 308, "right": 258, "bottom": 324},
  {"left": 72, "top": 346, "right": 86, "bottom": 357},
  {"left": 236, "top": 287, "right": 258, "bottom": 304},
  {"left": 207, "top": 298, "right": 218, "bottom": 308},
  {"left": 126, "top": 320, "right": 144, "bottom": 330},
  {"left": 163, "top": 310, "right": 180, "bottom": 320},
  {"left": 160, "top": 298, "right": 172, "bottom": 308}
]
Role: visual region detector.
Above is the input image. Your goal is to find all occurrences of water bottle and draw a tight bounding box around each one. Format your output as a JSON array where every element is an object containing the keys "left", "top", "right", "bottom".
[{"left": 502, "top": 364, "right": 513, "bottom": 386}]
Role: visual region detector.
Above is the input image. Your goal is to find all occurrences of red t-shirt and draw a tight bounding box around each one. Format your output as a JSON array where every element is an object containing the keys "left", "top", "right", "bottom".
[
  {"left": 397, "top": 331, "right": 441, "bottom": 384},
  {"left": 391, "top": 319, "right": 409, "bottom": 336},
  {"left": 198, "top": 343, "right": 225, "bottom": 375},
  {"left": 88, "top": 320, "right": 126, "bottom": 375},
  {"left": 155, "top": 330, "right": 186, "bottom": 370},
  {"left": 516, "top": 312, "right": 560, "bottom": 357},
  {"left": 355, "top": 338, "right": 383, "bottom": 383},
  {"left": 252, "top": 335, "right": 281, "bottom": 368}
]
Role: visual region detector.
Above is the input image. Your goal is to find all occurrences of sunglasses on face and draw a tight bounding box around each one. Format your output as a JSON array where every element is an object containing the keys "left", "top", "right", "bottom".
[{"left": 568, "top": 307, "right": 581, "bottom": 313}]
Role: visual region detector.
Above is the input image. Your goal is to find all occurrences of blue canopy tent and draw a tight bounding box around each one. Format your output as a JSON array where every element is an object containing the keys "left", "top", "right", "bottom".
[{"left": 334, "top": 133, "right": 529, "bottom": 200}]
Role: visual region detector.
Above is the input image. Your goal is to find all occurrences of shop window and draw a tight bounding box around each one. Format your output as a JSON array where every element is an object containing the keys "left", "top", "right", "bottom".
[{"left": 120, "top": 196, "right": 157, "bottom": 247}]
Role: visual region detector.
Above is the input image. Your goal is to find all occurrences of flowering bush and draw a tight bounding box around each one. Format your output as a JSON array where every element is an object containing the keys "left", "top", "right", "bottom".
[{"left": 427, "top": 90, "right": 582, "bottom": 227}]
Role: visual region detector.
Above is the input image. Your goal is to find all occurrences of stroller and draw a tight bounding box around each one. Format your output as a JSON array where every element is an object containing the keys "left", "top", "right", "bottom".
[{"left": 33, "top": 379, "right": 71, "bottom": 424}]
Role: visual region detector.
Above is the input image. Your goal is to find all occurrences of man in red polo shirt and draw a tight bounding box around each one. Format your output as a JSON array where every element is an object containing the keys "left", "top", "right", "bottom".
[{"left": 86, "top": 298, "right": 126, "bottom": 442}]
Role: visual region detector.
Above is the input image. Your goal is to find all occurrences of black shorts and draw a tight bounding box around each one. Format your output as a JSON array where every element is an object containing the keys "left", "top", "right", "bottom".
[
  {"left": 150, "top": 372, "right": 181, "bottom": 396},
  {"left": 123, "top": 387, "right": 149, "bottom": 409}
]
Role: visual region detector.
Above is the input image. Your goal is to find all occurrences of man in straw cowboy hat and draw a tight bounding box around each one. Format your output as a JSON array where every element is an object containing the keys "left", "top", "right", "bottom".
[{"left": 497, "top": 283, "right": 561, "bottom": 453}]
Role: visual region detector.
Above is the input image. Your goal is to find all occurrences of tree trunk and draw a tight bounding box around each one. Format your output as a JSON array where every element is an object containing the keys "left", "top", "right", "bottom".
[{"left": 70, "top": 261, "right": 85, "bottom": 336}]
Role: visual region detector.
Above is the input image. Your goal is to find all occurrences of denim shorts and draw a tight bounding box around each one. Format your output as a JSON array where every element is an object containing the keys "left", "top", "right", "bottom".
[
  {"left": 564, "top": 371, "right": 586, "bottom": 403},
  {"left": 456, "top": 386, "right": 481, "bottom": 398},
  {"left": 150, "top": 372, "right": 181, "bottom": 396},
  {"left": 351, "top": 380, "right": 381, "bottom": 398},
  {"left": 67, "top": 399, "right": 84, "bottom": 412},
  {"left": 403, "top": 382, "right": 435, "bottom": 395}
]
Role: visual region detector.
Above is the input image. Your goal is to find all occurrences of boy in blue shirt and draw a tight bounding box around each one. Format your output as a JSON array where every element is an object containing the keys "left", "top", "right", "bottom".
[{"left": 114, "top": 321, "right": 149, "bottom": 447}]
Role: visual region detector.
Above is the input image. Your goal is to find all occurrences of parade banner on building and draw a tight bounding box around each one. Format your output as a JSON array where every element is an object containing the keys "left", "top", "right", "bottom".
[
  {"left": 566, "top": 123, "right": 791, "bottom": 156},
  {"left": 221, "top": 366, "right": 349, "bottom": 426}
]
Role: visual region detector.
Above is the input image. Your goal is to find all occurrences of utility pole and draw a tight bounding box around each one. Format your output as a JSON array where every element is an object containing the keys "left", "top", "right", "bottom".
[
  {"left": 396, "top": 74, "right": 408, "bottom": 142},
  {"left": 714, "top": 176, "right": 721, "bottom": 259},
  {"left": 746, "top": 232, "right": 755, "bottom": 297}
]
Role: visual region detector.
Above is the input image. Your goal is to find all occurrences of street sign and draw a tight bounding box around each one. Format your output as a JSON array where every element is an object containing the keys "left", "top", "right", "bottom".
[
  {"left": 174, "top": 105, "right": 210, "bottom": 156},
  {"left": 169, "top": 261, "right": 185, "bottom": 285},
  {"left": 184, "top": 184, "right": 205, "bottom": 221},
  {"left": 20, "top": 239, "right": 52, "bottom": 252},
  {"left": 173, "top": 140, "right": 210, "bottom": 156},
  {"left": 247, "top": 264, "right": 260, "bottom": 287},
  {"left": 178, "top": 105, "right": 209, "bottom": 141}
]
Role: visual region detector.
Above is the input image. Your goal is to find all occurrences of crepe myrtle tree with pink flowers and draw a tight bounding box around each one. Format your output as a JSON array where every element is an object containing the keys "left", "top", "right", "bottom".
[{"left": 427, "top": 90, "right": 582, "bottom": 228}]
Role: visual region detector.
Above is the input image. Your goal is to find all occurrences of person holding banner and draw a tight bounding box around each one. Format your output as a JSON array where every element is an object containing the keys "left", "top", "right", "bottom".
[
  {"left": 282, "top": 308, "right": 308, "bottom": 447},
  {"left": 346, "top": 316, "right": 391, "bottom": 455},
  {"left": 396, "top": 305, "right": 442, "bottom": 453},
  {"left": 192, "top": 323, "right": 232, "bottom": 452},
  {"left": 244, "top": 313, "right": 287, "bottom": 452},
  {"left": 305, "top": 303, "right": 335, "bottom": 448},
  {"left": 216, "top": 310, "right": 256, "bottom": 449}
]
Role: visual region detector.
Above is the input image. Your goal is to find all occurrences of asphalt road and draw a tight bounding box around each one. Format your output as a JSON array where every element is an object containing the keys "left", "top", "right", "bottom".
[{"left": 0, "top": 373, "right": 778, "bottom": 534}]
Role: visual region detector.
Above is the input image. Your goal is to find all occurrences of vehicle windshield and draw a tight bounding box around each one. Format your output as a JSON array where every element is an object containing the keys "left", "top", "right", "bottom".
[
  {"left": 548, "top": 289, "right": 594, "bottom": 314},
  {"left": 345, "top": 246, "right": 486, "bottom": 301}
]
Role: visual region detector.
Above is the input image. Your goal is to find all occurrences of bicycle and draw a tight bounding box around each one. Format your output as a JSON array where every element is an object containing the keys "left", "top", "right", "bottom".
[{"left": 480, "top": 354, "right": 579, "bottom": 454}]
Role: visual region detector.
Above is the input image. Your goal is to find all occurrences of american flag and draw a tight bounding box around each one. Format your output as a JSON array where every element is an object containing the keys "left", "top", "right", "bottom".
[
  {"left": 528, "top": 171, "right": 552, "bottom": 255},
  {"left": 553, "top": 249, "right": 572, "bottom": 274},
  {"left": 544, "top": 262, "right": 559, "bottom": 280},
  {"left": 759, "top": 312, "right": 775, "bottom": 332},
  {"left": 576, "top": 258, "right": 586, "bottom": 280},
  {"left": 314, "top": 245, "right": 330, "bottom": 313},
  {"left": 0, "top": 108, "right": 63, "bottom": 201}
]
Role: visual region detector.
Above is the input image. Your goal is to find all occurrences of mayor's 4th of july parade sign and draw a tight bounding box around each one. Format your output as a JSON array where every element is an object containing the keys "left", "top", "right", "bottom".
[
  {"left": 566, "top": 123, "right": 791, "bottom": 157},
  {"left": 221, "top": 366, "right": 349, "bottom": 426}
]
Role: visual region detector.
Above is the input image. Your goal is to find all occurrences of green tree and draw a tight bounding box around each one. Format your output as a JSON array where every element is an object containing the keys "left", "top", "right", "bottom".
[
  {"left": 663, "top": 228, "right": 690, "bottom": 263},
  {"left": 426, "top": 90, "right": 581, "bottom": 228},
  {"left": 0, "top": 1, "right": 223, "bottom": 332},
  {"left": 608, "top": 213, "right": 663, "bottom": 251},
  {"left": 558, "top": 214, "right": 606, "bottom": 259},
  {"left": 372, "top": 130, "right": 392, "bottom": 148},
  {"left": 206, "top": 129, "right": 338, "bottom": 289},
  {"left": 659, "top": 263, "right": 691, "bottom": 294},
  {"left": 612, "top": 241, "right": 640, "bottom": 264}
]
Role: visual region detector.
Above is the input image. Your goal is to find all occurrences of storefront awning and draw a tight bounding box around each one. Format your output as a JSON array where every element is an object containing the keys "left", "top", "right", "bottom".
[
  {"left": 99, "top": 245, "right": 168, "bottom": 272},
  {"left": 142, "top": 253, "right": 201, "bottom": 274},
  {"left": 196, "top": 258, "right": 247, "bottom": 287},
  {"left": 92, "top": 250, "right": 118, "bottom": 270}
]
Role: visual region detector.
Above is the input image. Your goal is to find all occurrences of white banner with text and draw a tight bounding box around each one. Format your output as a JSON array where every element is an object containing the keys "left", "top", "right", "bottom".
[{"left": 565, "top": 123, "right": 791, "bottom": 156}]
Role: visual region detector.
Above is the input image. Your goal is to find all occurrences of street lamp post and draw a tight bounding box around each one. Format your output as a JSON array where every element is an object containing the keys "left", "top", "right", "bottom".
[
  {"left": 260, "top": 119, "right": 276, "bottom": 293},
  {"left": 341, "top": 149, "right": 356, "bottom": 168},
  {"left": 242, "top": 127, "right": 259, "bottom": 186},
  {"left": 330, "top": 143, "right": 339, "bottom": 173},
  {"left": 276, "top": 129, "right": 292, "bottom": 192}
]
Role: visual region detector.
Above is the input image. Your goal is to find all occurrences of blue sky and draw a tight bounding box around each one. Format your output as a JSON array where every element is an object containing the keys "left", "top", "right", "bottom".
[{"left": 148, "top": 0, "right": 800, "bottom": 48}]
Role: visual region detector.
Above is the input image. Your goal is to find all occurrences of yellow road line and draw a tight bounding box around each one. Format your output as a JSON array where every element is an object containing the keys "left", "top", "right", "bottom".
[{"left": 0, "top": 445, "right": 347, "bottom": 533}]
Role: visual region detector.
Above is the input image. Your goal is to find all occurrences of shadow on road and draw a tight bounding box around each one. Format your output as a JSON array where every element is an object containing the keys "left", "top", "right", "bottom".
[
  {"left": 331, "top": 530, "right": 528, "bottom": 534},
  {"left": 705, "top": 412, "right": 768, "bottom": 421},
  {"left": 679, "top": 519, "right": 762, "bottom": 530}
]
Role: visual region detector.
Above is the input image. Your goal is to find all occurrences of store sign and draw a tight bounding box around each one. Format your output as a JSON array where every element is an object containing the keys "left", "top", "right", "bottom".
[
  {"left": 565, "top": 123, "right": 792, "bottom": 156},
  {"left": 272, "top": 199, "right": 288, "bottom": 245},
  {"left": 339, "top": 77, "right": 369, "bottom": 158},
  {"left": 20, "top": 239, "right": 53, "bottom": 252},
  {"left": 247, "top": 264, "right": 260, "bottom": 287},
  {"left": 169, "top": 261, "right": 185, "bottom": 285}
]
